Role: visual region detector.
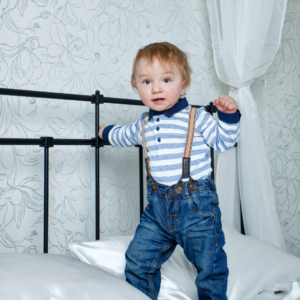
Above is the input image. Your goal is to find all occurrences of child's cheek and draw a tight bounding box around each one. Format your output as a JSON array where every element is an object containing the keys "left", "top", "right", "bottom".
[{"left": 138, "top": 89, "right": 150, "bottom": 103}]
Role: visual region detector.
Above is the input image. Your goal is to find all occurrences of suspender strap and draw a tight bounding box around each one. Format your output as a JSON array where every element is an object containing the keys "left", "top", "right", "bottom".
[
  {"left": 142, "top": 113, "right": 151, "bottom": 179},
  {"left": 182, "top": 107, "right": 198, "bottom": 178}
]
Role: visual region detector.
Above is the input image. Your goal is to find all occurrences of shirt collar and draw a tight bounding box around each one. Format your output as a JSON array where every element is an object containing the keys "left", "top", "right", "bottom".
[{"left": 148, "top": 97, "right": 188, "bottom": 120}]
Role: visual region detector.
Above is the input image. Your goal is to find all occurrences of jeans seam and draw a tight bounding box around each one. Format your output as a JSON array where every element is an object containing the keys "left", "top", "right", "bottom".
[
  {"left": 150, "top": 242, "right": 173, "bottom": 273},
  {"left": 149, "top": 273, "right": 154, "bottom": 299},
  {"left": 191, "top": 210, "right": 215, "bottom": 216},
  {"left": 149, "top": 242, "right": 173, "bottom": 299},
  {"left": 168, "top": 198, "right": 178, "bottom": 233},
  {"left": 212, "top": 226, "right": 219, "bottom": 299},
  {"left": 208, "top": 233, "right": 218, "bottom": 299},
  {"left": 190, "top": 202, "right": 216, "bottom": 216},
  {"left": 208, "top": 233, "right": 218, "bottom": 257}
]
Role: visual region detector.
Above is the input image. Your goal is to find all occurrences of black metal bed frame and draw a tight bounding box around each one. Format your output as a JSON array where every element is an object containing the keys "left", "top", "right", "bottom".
[{"left": 0, "top": 87, "right": 221, "bottom": 253}]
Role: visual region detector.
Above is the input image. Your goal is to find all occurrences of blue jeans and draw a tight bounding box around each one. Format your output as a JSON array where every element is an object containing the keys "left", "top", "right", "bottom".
[{"left": 125, "top": 177, "right": 229, "bottom": 300}]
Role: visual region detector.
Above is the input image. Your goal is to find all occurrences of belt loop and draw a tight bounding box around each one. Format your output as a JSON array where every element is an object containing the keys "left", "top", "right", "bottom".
[
  {"left": 183, "top": 182, "right": 190, "bottom": 198},
  {"left": 205, "top": 176, "right": 214, "bottom": 190}
]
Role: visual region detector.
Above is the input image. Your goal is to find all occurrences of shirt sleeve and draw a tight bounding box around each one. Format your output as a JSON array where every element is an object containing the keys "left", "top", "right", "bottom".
[
  {"left": 195, "top": 108, "right": 241, "bottom": 153},
  {"left": 107, "top": 112, "right": 147, "bottom": 147},
  {"left": 102, "top": 125, "right": 114, "bottom": 145}
]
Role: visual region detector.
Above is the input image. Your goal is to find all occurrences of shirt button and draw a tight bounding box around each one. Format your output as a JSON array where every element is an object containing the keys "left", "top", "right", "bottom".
[
  {"left": 156, "top": 127, "right": 159, "bottom": 131},
  {"left": 157, "top": 138, "right": 161, "bottom": 142},
  {"left": 156, "top": 117, "right": 159, "bottom": 122}
]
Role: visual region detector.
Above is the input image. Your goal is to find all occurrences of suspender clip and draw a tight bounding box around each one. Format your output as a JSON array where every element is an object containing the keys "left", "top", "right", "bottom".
[
  {"left": 175, "top": 180, "right": 184, "bottom": 194},
  {"left": 187, "top": 178, "right": 196, "bottom": 191}
]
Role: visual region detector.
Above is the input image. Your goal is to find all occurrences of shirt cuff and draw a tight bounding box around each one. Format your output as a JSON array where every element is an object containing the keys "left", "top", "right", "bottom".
[
  {"left": 217, "top": 109, "right": 241, "bottom": 124},
  {"left": 102, "top": 125, "right": 115, "bottom": 145}
]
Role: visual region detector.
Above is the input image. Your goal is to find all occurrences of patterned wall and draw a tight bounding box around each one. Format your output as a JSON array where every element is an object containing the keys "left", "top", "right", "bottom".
[
  {"left": 252, "top": 0, "right": 300, "bottom": 258},
  {"left": 0, "top": 0, "right": 299, "bottom": 259},
  {"left": 0, "top": 0, "right": 227, "bottom": 256}
]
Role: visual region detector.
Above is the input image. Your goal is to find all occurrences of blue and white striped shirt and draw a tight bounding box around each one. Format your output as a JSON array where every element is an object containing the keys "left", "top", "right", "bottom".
[{"left": 103, "top": 98, "right": 240, "bottom": 186}]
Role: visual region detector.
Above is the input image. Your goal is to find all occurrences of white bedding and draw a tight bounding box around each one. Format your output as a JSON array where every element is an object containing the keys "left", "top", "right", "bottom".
[
  {"left": 0, "top": 221, "right": 299, "bottom": 300},
  {"left": 0, "top": 253, "right": 150, "bottom": 300},
  {"left": 69, "top": 221, "right": 300, "bottom": 300}
]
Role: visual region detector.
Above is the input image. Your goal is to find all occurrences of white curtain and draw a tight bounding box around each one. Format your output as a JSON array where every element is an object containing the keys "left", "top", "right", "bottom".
[{"left": 206, "top": 0, "right": 287, "bottom": 251}]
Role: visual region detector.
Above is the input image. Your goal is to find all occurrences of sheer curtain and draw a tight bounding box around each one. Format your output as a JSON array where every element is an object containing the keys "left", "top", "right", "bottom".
[{"left": 206, "top": 0, "right": 287, "bottom": 251}]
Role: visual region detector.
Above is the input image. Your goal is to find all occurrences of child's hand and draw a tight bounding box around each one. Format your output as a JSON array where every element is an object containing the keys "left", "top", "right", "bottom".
[
  {"left": 98, "top": 124, "right": 106, "bottom": 139},
  {"left": 214, "top": 95, "right": 238, "bottom": 114}
]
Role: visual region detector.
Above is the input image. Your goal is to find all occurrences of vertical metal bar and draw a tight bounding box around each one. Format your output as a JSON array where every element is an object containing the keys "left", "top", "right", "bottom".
[
  {"left": 138, "top": 146, "right": 144, "bottom": 220},
  {"left": 43, "top": 147, "right": 49, "bottom": 253},
  {"left": 241, "top": 204, "right": 245, "bottom": 235},
  {"left": 95, "top": 91, "right": 100, "bottom": 240}
]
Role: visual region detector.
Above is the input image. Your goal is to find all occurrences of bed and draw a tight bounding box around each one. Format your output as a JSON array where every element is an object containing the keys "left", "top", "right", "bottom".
[
  {"left": 0, "top": 88, "right": 299, "bottom": 300},
  {"left": 1, "top": 221, "right": 300, "bottom": 300}
]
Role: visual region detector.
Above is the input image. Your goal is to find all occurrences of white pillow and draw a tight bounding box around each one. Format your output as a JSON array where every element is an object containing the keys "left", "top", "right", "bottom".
[
  {"left": 223, "top": 222, "right": 300, "bottom": 299},
  {"left": 0, "top": 253, "right": 150, "bottom": 300},
  {"left": 69, "top": 235, "right": 198, "bottom": 300},
  {"left": 69, "top": 222, "right": 300, "bottom": 300}
]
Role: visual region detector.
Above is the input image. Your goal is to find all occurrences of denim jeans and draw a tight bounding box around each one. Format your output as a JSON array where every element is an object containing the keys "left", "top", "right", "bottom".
[{"left": 125, "top": 177, "right": 229, "bottom": 300}]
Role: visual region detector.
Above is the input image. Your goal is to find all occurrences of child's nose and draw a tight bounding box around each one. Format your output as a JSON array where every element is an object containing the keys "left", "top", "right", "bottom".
[{"left": 152, "top": 82, "right": 162, "bottom": 93}]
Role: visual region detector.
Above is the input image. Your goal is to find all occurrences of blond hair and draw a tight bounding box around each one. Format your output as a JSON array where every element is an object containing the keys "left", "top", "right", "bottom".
[{"left": 131, "top": 42, "right": 192, "bottom": 89}]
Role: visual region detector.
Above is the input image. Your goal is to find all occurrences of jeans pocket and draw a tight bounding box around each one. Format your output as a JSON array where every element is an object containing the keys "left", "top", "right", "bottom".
[{"left": 189, "top": 191, "right": 215, "bottom": 216}]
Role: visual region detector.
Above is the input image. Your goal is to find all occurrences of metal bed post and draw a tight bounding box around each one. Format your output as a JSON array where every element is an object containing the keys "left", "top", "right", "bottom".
[
  {"left": 92, "top": 90, "right": 104, "bottom": 240},
  {"left": 136, "top": 145, "right": 144, "bottom": 220},
  {"left": 208, "top": 101, "right": 217, "bottom": 181},
  {"left": 241, "top": 202, "right": 245, "bottom": 235},
  {"left": 40, "top": 137, "right": 54, "bottom": 253}
]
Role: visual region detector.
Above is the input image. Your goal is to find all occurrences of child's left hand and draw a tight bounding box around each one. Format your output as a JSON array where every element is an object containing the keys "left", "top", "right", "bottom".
[{"left": 214, "top": 95, "right": 238, "bottom": 114}]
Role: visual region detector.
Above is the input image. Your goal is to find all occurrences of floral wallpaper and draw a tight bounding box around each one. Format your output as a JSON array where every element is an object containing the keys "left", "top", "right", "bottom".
[
  {"left": 0, "top": 0, "right": 227, "bottom": 256},
  {"left": 1, "top": 0, "right": 298, "bottom": 259},
  {"left": 252, "top": 0, "right": 300, "bottom": 258}
]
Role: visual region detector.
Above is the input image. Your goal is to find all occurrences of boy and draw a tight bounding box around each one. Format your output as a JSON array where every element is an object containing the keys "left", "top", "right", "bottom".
[{"left": 99, "top": 42, "right": 240, "bottom": 300}]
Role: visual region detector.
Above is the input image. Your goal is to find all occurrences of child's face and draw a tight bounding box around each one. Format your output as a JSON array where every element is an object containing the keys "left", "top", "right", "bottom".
[{"left": 134, "top": 58, "right": 186, "bottom": 111}]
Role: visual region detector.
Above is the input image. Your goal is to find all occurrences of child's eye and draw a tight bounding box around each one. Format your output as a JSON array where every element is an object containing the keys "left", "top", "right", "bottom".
[
  {"left": 144, "top": 80, "right": 151, "bottom": 84},
  {"left": 163, "top": 79, "right": 170, "bottom": 83}
]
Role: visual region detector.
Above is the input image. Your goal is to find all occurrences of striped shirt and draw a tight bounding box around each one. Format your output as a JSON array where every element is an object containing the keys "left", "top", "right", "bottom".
[{"left": 104, "top": 98, "right": 240, "bottom": 186}]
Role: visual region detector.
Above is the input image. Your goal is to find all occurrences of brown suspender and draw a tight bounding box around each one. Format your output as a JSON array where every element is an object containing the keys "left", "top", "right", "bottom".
[
  {"left": 142, "top": 107, "right": 198, "bottom": 193},
  {"left": 182, "top": 107, "right": 197, "bottom": 179}
]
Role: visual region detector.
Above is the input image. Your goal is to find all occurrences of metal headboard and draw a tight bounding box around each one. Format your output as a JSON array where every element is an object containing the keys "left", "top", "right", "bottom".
[{"left": 0, "top": 87, "right": 220, "bottom": 253}]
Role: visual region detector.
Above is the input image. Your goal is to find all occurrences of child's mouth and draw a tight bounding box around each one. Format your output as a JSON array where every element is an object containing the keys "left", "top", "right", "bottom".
[{"left": 152, "top": 98, "right": 165, "bottom": 103}]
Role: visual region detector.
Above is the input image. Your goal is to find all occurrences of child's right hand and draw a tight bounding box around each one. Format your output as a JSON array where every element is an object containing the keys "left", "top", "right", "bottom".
[
  {"left": 214, "top": 95, "right": 238, "bottom": 114},
  {"left": 98, "top": 124, "right": 106, "bottom": 139}
]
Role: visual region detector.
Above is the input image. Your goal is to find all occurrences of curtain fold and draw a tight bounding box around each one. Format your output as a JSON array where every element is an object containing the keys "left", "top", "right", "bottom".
[{"left": 207, "top": 0, "right": 287, "bottom": 251}]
